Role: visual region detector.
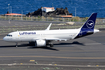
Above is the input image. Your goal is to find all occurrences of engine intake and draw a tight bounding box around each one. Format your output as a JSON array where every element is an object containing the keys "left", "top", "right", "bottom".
[{"left": 35, "top": 40, "right": 46, "bottom": 47}]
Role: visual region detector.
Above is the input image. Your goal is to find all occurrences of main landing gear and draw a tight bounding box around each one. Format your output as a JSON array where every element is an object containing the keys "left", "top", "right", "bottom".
[{"left": 46, "top": 41, "right": 54, "bottom": 47}]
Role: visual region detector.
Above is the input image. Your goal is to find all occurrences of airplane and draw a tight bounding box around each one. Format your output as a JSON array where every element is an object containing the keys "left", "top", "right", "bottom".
[{"left": 3, "top": 13, "right": 99, "bottom": 47}]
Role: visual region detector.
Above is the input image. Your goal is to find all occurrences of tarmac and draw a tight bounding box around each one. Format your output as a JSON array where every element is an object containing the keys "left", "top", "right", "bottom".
[
  {"left": 0, "top": 31, "right": 104, "bottom": 70},
  {"left": 0, "top": 20, "right": 105, "bottom": 70}
]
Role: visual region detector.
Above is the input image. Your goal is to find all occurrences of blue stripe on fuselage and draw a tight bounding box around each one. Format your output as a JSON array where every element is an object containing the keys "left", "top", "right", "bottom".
[{"left": 75, "top": 29, "right": 93, "bottom": 39}]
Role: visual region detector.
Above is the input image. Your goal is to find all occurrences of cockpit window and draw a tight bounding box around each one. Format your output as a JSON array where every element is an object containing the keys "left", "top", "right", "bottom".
[{"left": 7, "top": 34, "right": 12, "bottom": 37}]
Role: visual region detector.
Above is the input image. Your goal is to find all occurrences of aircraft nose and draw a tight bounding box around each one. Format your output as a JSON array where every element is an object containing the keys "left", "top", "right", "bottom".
[
  {"left": 3, "top": 37, "right": 6, "bottom": 41},
  {"left": 3, "top": 37, "right": 8, "bottom": 41}
]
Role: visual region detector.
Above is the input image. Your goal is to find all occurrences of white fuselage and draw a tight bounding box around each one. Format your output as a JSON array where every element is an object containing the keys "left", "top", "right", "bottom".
[{"left": 3, "top": 29, "right": 80, "bottom": 42}]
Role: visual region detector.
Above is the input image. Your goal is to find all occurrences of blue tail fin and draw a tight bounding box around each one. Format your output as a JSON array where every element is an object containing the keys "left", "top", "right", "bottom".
[
  {"left": 75, "top": 13, "right": 97, "bottom": 39},
  {"left": 81, "top": 13, "right": 97, "bottom": 30}
]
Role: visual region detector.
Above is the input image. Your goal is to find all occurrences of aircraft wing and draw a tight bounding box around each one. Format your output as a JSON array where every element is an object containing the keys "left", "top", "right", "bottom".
[
  {"left": 32, "top": 37, "right": 67, "bottom": 41},
  {"left": 45, "top": 38, "right": 67, "bottom": 41}
]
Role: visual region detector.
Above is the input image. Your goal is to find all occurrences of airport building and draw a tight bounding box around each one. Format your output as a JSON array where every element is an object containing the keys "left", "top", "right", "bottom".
[{"left": 41, "top": 7, "right": 55, "bottom": 12}]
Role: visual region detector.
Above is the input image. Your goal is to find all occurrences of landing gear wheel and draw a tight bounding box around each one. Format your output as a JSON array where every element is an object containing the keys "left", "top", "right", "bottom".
[
  {"left": 29, "top": 42, "right": 35, "bottom": 46},
  {"left": 46, "top": 41, "right": 54, "bottom": 47},
  {"left": 50, "top": 44, "right": 53, "bottom": 47},
  {"left": 46, "top": 44, "right": 53, "bottom": 47}
]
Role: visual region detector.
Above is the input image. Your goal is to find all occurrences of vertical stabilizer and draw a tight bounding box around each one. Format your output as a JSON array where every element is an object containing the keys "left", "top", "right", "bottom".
[
  {"left": 75, "top": 13, "right": 97, "bottom": 39},
  {"left": 81, "top": 13, "right": 97, "bottom": 30}
]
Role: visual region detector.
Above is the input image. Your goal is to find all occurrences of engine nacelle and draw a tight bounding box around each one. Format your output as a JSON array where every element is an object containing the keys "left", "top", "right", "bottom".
[{"left": 35, "top": 40, "right": 46, "bottom": 47}]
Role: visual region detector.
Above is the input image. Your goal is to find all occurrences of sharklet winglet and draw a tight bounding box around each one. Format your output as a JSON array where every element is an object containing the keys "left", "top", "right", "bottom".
[{"left": 45, "top": 23, "right": 52, "bottom": 30}]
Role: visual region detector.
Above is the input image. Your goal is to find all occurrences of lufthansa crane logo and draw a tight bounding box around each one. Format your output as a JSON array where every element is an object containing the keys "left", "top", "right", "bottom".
[{"left": 86, "top": 20, "right": 94, "bottom": 28}]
